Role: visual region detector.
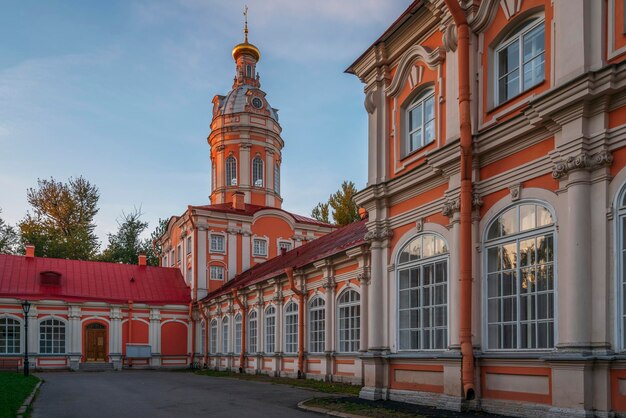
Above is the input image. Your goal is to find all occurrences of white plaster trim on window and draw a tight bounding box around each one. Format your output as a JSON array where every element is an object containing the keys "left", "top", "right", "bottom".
[
  {"left": 209, "top": 231, "right": 227, "bottom": 254},
  {"left": 80, "top": 316, "right": 111, "bottom": 325},
  {"left": 611, "top": 174, "right": 626, "bottom": 351},
  {"left": 120, "top": 317, "right": 150, "bottom": 326},
  {"left": 276, "top": 238, "right": 294, "bottom": 252},
  {"left": 385, "top": 46, "right": 444, "bottom": 98},
  {"left": 608, "top": 0, "right": 626, "bottom": 61},
  {"left": 389, "top": 223, "right": 452, "bottom": 266},
  {"left": 252, "top": 235, "right": 269, "bottom": 258}
]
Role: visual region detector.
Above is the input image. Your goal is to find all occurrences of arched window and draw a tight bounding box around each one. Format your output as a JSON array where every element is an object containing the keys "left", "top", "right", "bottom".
[
  {"left": 248, "top": 311, "right": 257, "bottom": 353},
  {"left": 284, "top": 302, "right": 298, "bottom": 354},
  {"left": 397, "top": 233, "right": 449, "bottom": 350},
  {"left": 274, "top": 163, "right": 280, "bottom": 194},
  {"left": 0, "top": 317, "right": 20, "bottom": 354},
  {"left": 617, "top": 188, "right": 626, "bottom": 350},
  {"left": 309, "top": 297, "right": 325, "bottom": 353},
  {"left": 226, "top": 155, "right": 237, "bottom": 186},
  {"left": 264, "top": 306, "right": 276, "bottom": 353},
  {"left": 221, "top": 316, "right": 229, "bottom": 353},
  {"left": 337, "top": 290, "right": 360, "bottom": 353},
  {"left": 210, "top": 319, "right": 218, "bottom": 354},
  {"left": 405, "top": 89, "right": 435, "bottom": 156},
  {"left": 485, "top": 202, "right": 555, "bottom": 350},
  {"left": 39, "top": 318, "right": 66, "bottom": 354},
  {"left": 252, "top": 156, "right": 264, "bottom": 187},
  {"left": 495, "top": 18, "right": 545, "bottom": 105},
  {"left": 234, "top": 314, "right": 242, "bottom": 354},
  {"left": 201, "top": 320, "right": 206, "bottom": 355}
]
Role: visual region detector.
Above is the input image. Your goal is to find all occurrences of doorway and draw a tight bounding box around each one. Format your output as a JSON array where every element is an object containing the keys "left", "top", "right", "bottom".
[{"left": 85, "top": 323, "right": 107, "bottom": 362}]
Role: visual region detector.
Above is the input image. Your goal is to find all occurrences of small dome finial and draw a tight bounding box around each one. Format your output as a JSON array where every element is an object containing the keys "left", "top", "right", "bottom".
[{"left": 243, "top": 5, "right": 249, "bottom": 43}]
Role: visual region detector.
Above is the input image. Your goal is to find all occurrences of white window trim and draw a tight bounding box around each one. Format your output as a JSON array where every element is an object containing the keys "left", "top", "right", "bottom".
[
  {"left": 0, "top": 314, "right": 23, "bottom": 355},
  {"left": 38, "top": 316, "right": 68, "bottom": 355},
  {"left": 234, "top": 314, "right": 242, "bottom": 354},
  {"left": 481, "top": 200, "right": 558, "bottom": 352},
  {"left": 264, "top": 305, "right": 276, "bottom": 354},
  {"left": 277, "top": 239, "right": 293, "bottom": 253},
  {"left": 395, "top": 233, "right": 450, "bottom": 352},
  {"left": 493, "top": 17, "right": 545, "bottom": 107},
  {"left": 616, "top": 185, "right": 626, "bottom": 351},
  {"left": 226, "top": 154, "right": 238, "bottom": 186},
  {"left": 221, "top": 316, "right": 229, "bottom": 354},
  {"left": 252, "top": 155, "right": 264, "bottom": 188},
  {"left": 209, "top": 265, "right": 225, "bottom": 281},
  {"left": 336, "top": 288, "right": 361, "bottom": 354},
  {"left": 252, "top": 236, "right": 269, "bottom": 258},
  {"left": 248, "top": 309, "right": 258, "bottom": 354},
  {"left": 404, "top": 90, "right": 436, "bottom": 157},
  {"left": 210, "top": 232, "right": 227, "bottom": 254},
  {"left": 209, "top": 319, "right": 218, "bottom": 354},
  {"left": 308, "top": 296, "right": 326, "bottom": 353},
  {"left": 284, "top": 302, "right": 298, "bottom": 354}
]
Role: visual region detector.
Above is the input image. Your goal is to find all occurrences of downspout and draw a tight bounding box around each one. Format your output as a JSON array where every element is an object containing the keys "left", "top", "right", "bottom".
[
  {"left": 443, "top": 0, "right": 475, "bottom": 400},
  {"left": 200, "top": 305, "right": 209, "bottom": 366},
  {"left": 232, "top": 289, "right": 247, "bottom": 373},
  {"left": 285, "top": 267, "right": 305, "bottom": 378},
  {"left": 128, "top": 301, "right": 133, "bottom": 368}
]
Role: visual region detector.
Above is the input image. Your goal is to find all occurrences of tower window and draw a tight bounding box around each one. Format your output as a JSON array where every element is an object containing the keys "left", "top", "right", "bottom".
[
  {"left": 226, "top": 155, "right": 237, "bottom": 186},
  {"left": 246, "top": 65, "right": 252, "bottom": 78},
  {"left": 252, "top": 156, "right": 264, "bottom": 187},
  {"left": 274, "top": 164, "right": 280, "bottom": 194}
]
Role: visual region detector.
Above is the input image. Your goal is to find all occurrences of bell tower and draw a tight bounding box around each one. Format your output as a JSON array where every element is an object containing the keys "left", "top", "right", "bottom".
[{"left": 208, "top": 7, "right": 284, "bottom": 208}]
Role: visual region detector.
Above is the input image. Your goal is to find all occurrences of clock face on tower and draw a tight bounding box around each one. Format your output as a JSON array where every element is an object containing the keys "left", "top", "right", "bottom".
[{"left": 252, "top": 97, "right": 263, "bottom": 109}]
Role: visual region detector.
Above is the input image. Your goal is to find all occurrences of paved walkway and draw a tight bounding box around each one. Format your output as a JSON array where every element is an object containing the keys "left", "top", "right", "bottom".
[{"left": 32, "top": 371, "right": 325, "bottom": 417}]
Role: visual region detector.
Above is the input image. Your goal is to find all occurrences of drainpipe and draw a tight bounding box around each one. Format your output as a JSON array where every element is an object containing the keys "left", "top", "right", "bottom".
[
  {"left": 443, "top": 0, "right": 475, "bottom": 400},
  {"left": 128, "top": 301, "right": 133, "bottom": 368},
  {"left": 200, "top": 304, "right": 209, "bottom": 366},
  {"left": 285, "top": 267, "right": 305, "bottom": 378},
  {"left": 232, "top": 289, "right": 247, "bottom": 373}
]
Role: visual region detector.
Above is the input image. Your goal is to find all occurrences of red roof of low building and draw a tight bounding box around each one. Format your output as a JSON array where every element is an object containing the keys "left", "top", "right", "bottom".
[
  {"left": 202, "top": 218, "right": 368, "bottom": 301},
  {"left": 0, "top": 255, "right": 191, "bottom": 305},
  {"left": 190, "top": 202, "right": 334, "bottom": 228}
]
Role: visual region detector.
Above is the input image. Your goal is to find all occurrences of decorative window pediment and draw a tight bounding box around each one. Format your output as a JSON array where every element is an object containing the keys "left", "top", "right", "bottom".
[{"left": 386, "top": 45, "right": 444, "bottom": 98}]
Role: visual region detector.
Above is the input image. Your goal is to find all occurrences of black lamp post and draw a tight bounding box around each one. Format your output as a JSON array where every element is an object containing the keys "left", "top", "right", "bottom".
[{"left": 21, "top": 300, "right": 31, "bottom": 376}]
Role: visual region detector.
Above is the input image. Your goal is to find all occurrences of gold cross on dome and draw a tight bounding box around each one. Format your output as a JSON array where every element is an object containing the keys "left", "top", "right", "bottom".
[{"left": 243, "top": 5, "right": 249, "bottom": 42}]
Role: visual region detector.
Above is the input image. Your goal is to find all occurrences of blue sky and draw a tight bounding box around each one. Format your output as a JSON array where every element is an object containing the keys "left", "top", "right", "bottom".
[{"left": 0, "top": 0, "right": 410, "bottom": 244}]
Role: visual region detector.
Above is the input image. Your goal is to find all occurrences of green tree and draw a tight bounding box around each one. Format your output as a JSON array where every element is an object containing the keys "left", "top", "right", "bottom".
[
  {"left": 100, "top": 208, "right": 149, "bottom": 265},
  {"left": 146, "top": 217, "right": 168, "bottom": 267},
  {"left": 19, "top": 177, "right": 100, "bottom": 259},
  {"left": 311, "top": 181, "right": 360, "bottom": 226},
  {"left": 0, "top": 209, "right": 19, "bottom": 255}
]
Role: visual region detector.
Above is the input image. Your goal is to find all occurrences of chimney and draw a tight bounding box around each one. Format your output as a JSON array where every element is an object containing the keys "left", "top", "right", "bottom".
[
  {"left": 233, "top": 192, "right": 245, "bottom": 210},
  {"left": 358, "top": 207, "right": 368, "bottom": 220},
  {"left": 138, "top": 254, "right": 147, "bottom": 267},
  {"left": 25, "top": 244, "right": 35, "bottom": 259}
]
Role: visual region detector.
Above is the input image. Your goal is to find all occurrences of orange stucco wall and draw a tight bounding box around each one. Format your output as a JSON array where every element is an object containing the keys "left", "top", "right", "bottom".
[{"left": 161, "top": 321, "right": 188, "bottom": 356}]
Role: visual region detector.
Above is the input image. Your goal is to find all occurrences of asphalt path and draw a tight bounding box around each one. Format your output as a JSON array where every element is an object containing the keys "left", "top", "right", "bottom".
[{"left": 31, "top": 370, "right": 326, "bottom": 417}]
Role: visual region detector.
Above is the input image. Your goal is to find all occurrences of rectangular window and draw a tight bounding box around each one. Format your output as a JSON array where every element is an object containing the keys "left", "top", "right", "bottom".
[
  {"left": 279, "top": 241, "right": 292, "bottom": 252},
  {"left": 248, "top": 314, "right": 257, "bottom": 353},
  {"left": 39, "top": 320, "right": 66, "bottom": 354},
  {"left": 309, "top": 300, "right": 325, "bottom": 353},
  {"left": 163, "top": 255, "right": 168, "bottom": 267},
  {"left": 0, "top": 318, "right": 21, "bottom": 354},
  {"left": 253, "top": 239, "right": 267, "bottom": 257},
  {"left": 186, "top": 236, "right": 192, "bottom": 255},
  {"left": 210, "top": 234, "right": 225, "bottom": 253},
  {"left": 169, "top": 250, "right": 175, "bottom": 266},
  {"left": 177, "top": 245, "right": 182, "bottom": 263},
  {"left": 234, "top": 317, "right": 242, "bottom": 354},
  {"left": 210, "top": 266, "right": 225, "bottom": 281},
  {"left": 406, "top": 93, "right": 435, "bottom": 156}
]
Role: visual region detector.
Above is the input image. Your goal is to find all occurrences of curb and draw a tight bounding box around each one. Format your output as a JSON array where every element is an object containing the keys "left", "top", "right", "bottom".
[
  {"left": 297, "top": 398, "right": 370, "bottom": 418},
  {"left": 16, "top": 380, "right": 42, "bottom": 418}
]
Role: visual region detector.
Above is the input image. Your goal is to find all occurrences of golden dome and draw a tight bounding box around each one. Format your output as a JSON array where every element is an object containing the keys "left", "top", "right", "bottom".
[{"left": 232, "top": 42, "right": 261, "bottom": 62}]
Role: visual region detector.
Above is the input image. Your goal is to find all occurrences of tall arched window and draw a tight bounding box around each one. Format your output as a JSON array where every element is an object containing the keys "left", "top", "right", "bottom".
[
  {"left": 397, "top": 233, "right": 448, "bottom": 350},
  {"left": 201, "top": 320, "right": 206, "bottom": 355},
  {"left": 39, "top": 319, "right": 66, "bottom": 354},
  {"left": 284, "top": 302, "right": 298, "bottom": 354},
  {"left": 274, "top": 163, "right": 280, "bottom": 194},
  {"left": 221, "top": 316, "right": 229, "bottom": 353},
  {"left": 485, "top": 202, "right": 555, "bottom": 350},
  {"left": 337, "top": 289, "right": 360, "bottom": 353},
  {"left": 210, "top": 319, "right": 218, "bottom": 354},
  {"left": 0, "top": 317, "right": 20, "bottom": 354},
  {"left": 309, "top": 297, "right": 325, "bottom": 353},
  {"left": 405, "top": 89, "right": 435, "bottom": 156},
  {"left": 248, "top": 311, "right": 257, "bottom": 353},
  {"left": 234, "top": 314, "right": 242, "bottom": 354},
  {"left": 617, "top": 187, "right": 626, "bottom": 350},
  {"left": 252, "top": 156, "right": 264, "bottom": 187},
  {"left": 226, "top": 155, "right": 237, "bottom": 186},
  {"left": 495, "top": 18, "right": 545, "bottom": 105},
  {"left": 264, "top": 306, "right": 276, "bottom": 353}
]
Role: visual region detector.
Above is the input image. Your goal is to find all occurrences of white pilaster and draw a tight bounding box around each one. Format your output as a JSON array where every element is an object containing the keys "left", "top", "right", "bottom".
[{"left": 197, "top": 227, "right": 208, "bottom": 300}]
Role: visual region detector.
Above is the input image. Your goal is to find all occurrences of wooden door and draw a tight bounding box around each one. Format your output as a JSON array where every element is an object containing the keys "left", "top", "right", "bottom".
[{"left": 85, "top": 325, "right": 107, "bottom": 362}]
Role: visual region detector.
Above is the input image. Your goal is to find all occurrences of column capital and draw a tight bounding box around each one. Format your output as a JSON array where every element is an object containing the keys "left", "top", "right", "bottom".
[{"left": 552, "top": 150, "right": 613, "bottom": 179}]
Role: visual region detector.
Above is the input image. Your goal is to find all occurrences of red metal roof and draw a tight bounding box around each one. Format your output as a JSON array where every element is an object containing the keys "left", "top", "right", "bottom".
[
  {"left": 202, "top": 218, "right": 368, "bottom": 301},
  {"left": 0, "top": 255, "right": 191, "bottom": 305},
  {"left": 190, "top": 202, "right": 334, "bottom": 228}
]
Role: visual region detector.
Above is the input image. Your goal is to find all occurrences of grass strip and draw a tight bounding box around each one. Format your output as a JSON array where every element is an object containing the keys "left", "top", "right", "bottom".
[
  {"left": 305, "top": 397, "right": 423, "bottom": 418},
  {"left": 195, "top": 369, "right": 361, "bottom": 395},
  {"left": 0, "top": 372, "right": 40, "bottom": 418}
]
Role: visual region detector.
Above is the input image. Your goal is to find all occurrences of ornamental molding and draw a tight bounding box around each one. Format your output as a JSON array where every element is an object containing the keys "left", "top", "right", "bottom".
[
  {"left": 499, "top": 0, "right": 523, "bottom": 20},
  {"left": 357, "top": 268, "right": 371, "bottom": 286},
  {"left": 323, "top": 276, "right": 336, "bottom": 290},
  {"left": 552, "top": 150, "right": 613, "bottom": 179},
  {"left": 239, "top": 143, "right": 252, "bottom": 150},
  {"left": 415, "top": 217, "right": 424, "bottom": 232},
  {"left": 364, "top": 226, "right": 393, "bottom": 242},
  {"left": 442, "top": 22, "right": 458, "bottom": 52},
  {"left": 442, "top": 193, "right": 483, "bottom": 217},
  {"left": 385, "top": 45, "right": 444, "bottom": 97},
  {"left": 149, "top": 309, "right": 161, "bottom": 321},
  {"left": 468, "top": 0, "right": 501, "bottom": 33},
  {"left": 216, "top": 145, "right": 225, "bottom": 152},
  {"left": 509, "top": 183, "right": 522, "bottom": 201},
  {"left": 364, "top": 91, "right": 376, "bottom": 114}
]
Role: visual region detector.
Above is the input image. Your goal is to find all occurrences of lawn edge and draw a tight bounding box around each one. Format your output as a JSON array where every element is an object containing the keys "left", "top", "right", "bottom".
[
  {"left": 297, "top": 398, "right": 370, "bottom": 418},
  {"left": 16, "top": 380, "right": 42, "bottom": 418}
]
